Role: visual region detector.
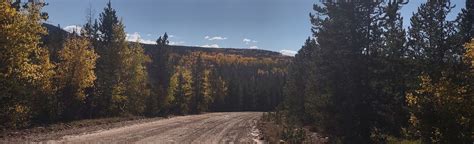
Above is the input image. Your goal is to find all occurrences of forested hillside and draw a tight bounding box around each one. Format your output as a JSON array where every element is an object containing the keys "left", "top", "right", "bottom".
[
  {"left": 0, "top": 0, "right": 289, "bottom": 130},
  {"left": 144, "top": 44, "right": 289, "bottom": 115},
  {"left": 278, "top": 0, "right": 473, "bottom": 143}
]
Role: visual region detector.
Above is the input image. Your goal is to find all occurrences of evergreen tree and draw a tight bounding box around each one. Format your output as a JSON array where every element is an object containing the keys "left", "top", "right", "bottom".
[
  {"left": 407, "top": 0, "right": 458, "bottom": 79},
  {"left": 298, "top": 0, "right": 390, "bottom": 142},
  {"left": 156, "top": 32, "right": 170, "bottom": 46},
  {"left": 283, "top": 37, "right": 317, "bottom": 125},
  {"left": 457, "top": 0, "right": 473, "bottom": 43},
  {"left": 369, "top": 0, "right": 411, "bottom": 140},
  {"left": 191, "top": 54, "right": 206, "bottom": 113},
  {"left": 146, "top": 32, "right": 172, "bottom": 116},
  {"left": 406, "top": 0, "right": 473, "bottom": 143},
  {"left": 93, "top": 1, "right": 150, "bottom": 116}
]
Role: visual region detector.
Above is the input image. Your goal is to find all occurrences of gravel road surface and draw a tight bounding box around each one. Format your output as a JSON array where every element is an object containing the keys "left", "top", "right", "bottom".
[{"left": 51, "top": 112, "right": 262, "bottom": 143}]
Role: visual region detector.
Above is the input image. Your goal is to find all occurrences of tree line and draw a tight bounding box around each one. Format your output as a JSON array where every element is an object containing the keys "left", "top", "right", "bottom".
[
  {"left": 144, "top": 39, "right": 289, "bottom": 116},
  {"left": 282, "top": 0, "right": 473, "bottom": 143},
  {"left": 0, "top": 0, "right": 289, "bottom": 130}
]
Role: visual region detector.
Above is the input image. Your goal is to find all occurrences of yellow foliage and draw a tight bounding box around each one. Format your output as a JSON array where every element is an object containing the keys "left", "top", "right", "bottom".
[
  {"left": 465, "top": 39, "right": 474, "bottom": 69},
  {"left": 0, "top": 0, "right": 54, "bottom": 128},
  {"left": 7, "top": 104, "right": 31, "bottom": 128},
  {"left": 406, "top": 72, "right": 472, "bottom": 143},
  {"left": 57, "top": 36, "right": 98, "bottom": 100}
]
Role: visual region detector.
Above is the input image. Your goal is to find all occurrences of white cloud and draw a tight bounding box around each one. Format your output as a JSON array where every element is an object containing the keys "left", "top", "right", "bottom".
[
  {"left": 249, "top": 46, "right": 258, "bottom": 49},
  {"left": 140, "top": 39, "right": 157, "bottom": 45},
  {"left": 169, "top": 41, "right": 185, "bottom": 45},
  {"left": 280, "top": 49, "right": 297, "bottom": 56},
  {"left": 126, "top": 32, "right": 141, "bottom": 42},
  {"left": 63, "top": 25, "right": 82, "bottom": 35},
  {"left": 243, "top": 38, "right": 257, "bottom": 44},
  {"left": 126, "top": 32, "right": 156, "bottom": 44},
  {"left": 126, "top": 32, "right": 184, "bottom": 45},
  {"left": 209, "top": 37, "right": 227, "bottom": 40},
  {"left": 201, "top": 44, "right": 220, "bottom": 48},
  {"left": 169, "top": 35, "right": 175, "bottom": 38},
  {"left": 205, "top": 36, "right": 227, "bottom": 41}
]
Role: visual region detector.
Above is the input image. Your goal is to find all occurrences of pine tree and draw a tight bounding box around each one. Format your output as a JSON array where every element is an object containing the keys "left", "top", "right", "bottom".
[
  {"left": 92, "top": 1, "right": 149, "bottom": 116},
  {"left": 283, "top": 37, "right": 317, "bottom": 125},
  {"left": 300, "top": 1, "right": 388, "bottom": 142},
  {"left": 156, "top": 32, "right": 169, "bottom": 46},
  {"left": 407, "top": 0, "right": 458, "bottom": 79},
  {"left": 457, "top": 0, "right": 473, "bottom": 43},
  {"left": 56, "top": 36, "right": 98, "bottom": 120},
  {"left": 406, "top": 0, "right": 473, "bottom": 143},
  {"left": 191, "top": 54, "right": 206, "bottom": 113},
  {"left": 369, "top": 0, "right": 411, "bottom": 140}
]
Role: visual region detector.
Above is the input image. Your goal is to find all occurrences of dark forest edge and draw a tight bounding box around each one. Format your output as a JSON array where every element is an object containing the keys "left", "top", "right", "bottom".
[
  {"left": 0, "top": 0, "right": 289, "bottom": 131},
  {"left": 277, "top": 0, "right": 473, "bottom": 143}
]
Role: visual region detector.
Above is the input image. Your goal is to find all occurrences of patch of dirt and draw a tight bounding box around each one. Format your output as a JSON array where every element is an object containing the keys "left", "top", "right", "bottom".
[
  {"left": 0, "top": 116, "right": 167, "bottom": 143},
  {"left": 1, "top": 112, "right": 262, "bottom": 143},
  {"left": 53, "top": 112, "right": 262, "bottom": 143}
]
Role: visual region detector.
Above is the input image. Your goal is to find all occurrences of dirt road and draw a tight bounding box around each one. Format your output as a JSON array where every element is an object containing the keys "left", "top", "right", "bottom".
[{"left": 51, "top": 112, "right": 262, "bottom": 143}]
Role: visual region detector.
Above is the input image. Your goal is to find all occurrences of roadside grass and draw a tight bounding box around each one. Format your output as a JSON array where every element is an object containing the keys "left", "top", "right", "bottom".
[
  {"left": 259, "top": 112, "right": 327, "bottom": 144},
  {"left": 259, "top": 112, "right": 422, "bottom": 144}
]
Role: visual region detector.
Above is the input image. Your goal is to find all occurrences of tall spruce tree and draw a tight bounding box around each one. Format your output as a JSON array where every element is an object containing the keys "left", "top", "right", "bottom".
[
  {"left": 406, "top": 0, "right": 473, "bottom": 143},
  {"left": 191, "top": 54, "right": 206, "bottom": 113},
  {"left": 283, "top": 37, "right": 317, "bottom": 125},
  {"left": 457, "top": 0, "right": 473, "bottom": 43},
  {"left": 145, "top": 33, "right": 172, "bottom": 116},
  {"left": 369, "top": 0, "right": 411, "bottom": 140},
  {"left": 298, "top": 0, "right": 392, "bottom": 142},
  {"left": 93, "top": 1, "right": 150, "bottom": 116},
  {"left": 93, "top": 0, "right": 120, "bottom": 116}
]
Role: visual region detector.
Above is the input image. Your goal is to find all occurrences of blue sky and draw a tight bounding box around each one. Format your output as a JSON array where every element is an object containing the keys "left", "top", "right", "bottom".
[{"left": 43, "top": 0, "right": 465, "bottom": 56}]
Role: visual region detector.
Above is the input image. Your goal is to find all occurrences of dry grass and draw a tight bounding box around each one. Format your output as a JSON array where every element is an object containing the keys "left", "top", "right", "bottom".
[{"left": 258, "top": 112, "right": 328, "bottom": 144}]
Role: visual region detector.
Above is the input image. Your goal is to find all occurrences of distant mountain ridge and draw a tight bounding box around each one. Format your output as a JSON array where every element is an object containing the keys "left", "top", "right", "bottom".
[{"left": 42, "top": 23, "right": 291, "bottom": 58}]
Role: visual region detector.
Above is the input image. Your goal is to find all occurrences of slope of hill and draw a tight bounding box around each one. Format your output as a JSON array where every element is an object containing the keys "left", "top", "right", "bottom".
[
  {"left": 43, "top": 23, "right": 292, "bottom": 113},
  {"left": 143, "top": 43, "right": 291, "bottom": 113}
]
